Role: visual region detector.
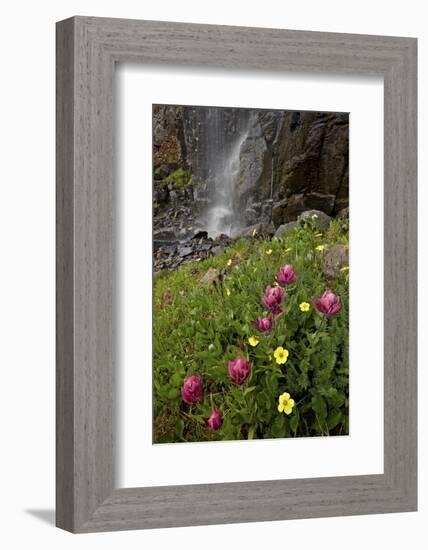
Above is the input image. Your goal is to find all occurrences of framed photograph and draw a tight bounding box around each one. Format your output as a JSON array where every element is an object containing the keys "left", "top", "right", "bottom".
[
  {"left": 151, "top": 103, "right": 350, "bottom": 446},
  {"left": 56, "top": 16, "right": 417, "bottom": 532}
]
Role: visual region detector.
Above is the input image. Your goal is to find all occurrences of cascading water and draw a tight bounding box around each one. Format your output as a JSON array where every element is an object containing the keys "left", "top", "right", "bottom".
[
  {"left": 187, "top": 107, "right": 252, "bottom": 238},
  {"left": 205, "top": 127, "right": 250, "bottom": 237}
]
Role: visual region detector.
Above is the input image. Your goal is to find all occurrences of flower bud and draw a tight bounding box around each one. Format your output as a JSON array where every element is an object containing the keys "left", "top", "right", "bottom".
[
  {"left": 228, "top": 356, "right": 252, "bottom": 385},
  {"left": 181, "top": 375, "right": 203, "bottom": 403},
  {"left": 313, "top": 290, "right": 341, "bottom": 317}
]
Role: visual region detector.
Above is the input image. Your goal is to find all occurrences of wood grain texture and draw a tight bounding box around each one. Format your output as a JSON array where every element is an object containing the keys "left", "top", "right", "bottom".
[
  {"left": 56, "top": 16, "right": 417, "bottom": 533},
  {"left": 56, "top": 17, "right": 75, "bottom": 532}
]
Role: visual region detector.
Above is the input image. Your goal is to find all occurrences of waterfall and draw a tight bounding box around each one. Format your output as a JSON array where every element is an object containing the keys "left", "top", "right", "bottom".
[
  {"left": 205, "top": 126, "right": 250, "bottom": 237},
  {"left": 189, "top": 107, "right": 250, "bottom": 238}
]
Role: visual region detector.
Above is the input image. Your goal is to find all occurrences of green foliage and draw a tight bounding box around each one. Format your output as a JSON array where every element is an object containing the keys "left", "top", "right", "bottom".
[
  {"left": 153, "top": 221, "right": 349, "bottom": 443},
  {"left": 164, "top": 167, "right": 192, "bottom": 190}
]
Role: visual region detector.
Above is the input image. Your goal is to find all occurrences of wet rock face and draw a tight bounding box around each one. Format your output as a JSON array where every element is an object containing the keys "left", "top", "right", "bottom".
[
  {"left": 235, "top": 123, "right": 270, "bottom": 213},
  {"left": 153, "top": 105, "right": 349, "bottom": 240},
  {"left": 153, "top": 105, "right": 186, "bottom": 173},
  {"left": 275, "top": 112, "right": 349, "bottom": 222}
]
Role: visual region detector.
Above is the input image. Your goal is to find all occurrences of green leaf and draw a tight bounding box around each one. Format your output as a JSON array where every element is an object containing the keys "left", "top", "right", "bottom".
[
  {"left": 170, "top": 372, "right": 183, "bottom": 387},
  {"left": 256, "top": 391, "right": 270, "bottom": 410},
  {"left": 311, "top": 394, "right": 327, "bottom": 420},
  {"left": 167, "top": 387, "right": 180, "bottom": 400},
  {"left": 325, "top": 351, "right": 337, "bottom": 370},
  {"left": 290, "top": 413, "right": 299, "bottom": 434},
  {"left": 271, "top": 414, "right": 285, "bottom": 438},
  {"left": 326, "top": 409, "right": 343, "bottom": 430},
  {"left": 175, "top": 417, "right": 184, "bottom": 439}
]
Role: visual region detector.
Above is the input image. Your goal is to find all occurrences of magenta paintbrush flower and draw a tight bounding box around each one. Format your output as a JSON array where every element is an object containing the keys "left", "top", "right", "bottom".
[
  {"left": 262, "top": 285, "right": 285, "bottom": 315},
  {"left": 276, "top": 264, "right": 298, "bottom": 286},
  {"left": 181, "top": 375, "right": 203, "bottom": 403},
  {"left": 228, "top": 356, "right": 252, "bottom": 385},
  {"left": 255, "top": 316, "right": 273, "bottom": 332},
  {"left": 313, "top": 290, "right": 341, "bottom": 317},
  {"left": 207, "top": 407, "right": 222, "bottom": 431}
]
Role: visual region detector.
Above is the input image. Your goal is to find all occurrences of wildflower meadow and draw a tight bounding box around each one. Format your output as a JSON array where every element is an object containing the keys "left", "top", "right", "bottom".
[{"left": 153, "top": 217, "right": 349, "bottom": 443}]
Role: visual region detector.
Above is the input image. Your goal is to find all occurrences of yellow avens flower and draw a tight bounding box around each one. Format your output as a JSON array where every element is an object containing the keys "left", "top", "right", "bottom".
[
  {"left": 299, "top": 302, "right": 310, "bottom": 312},
  {"left": 248, "top": 336, "right": 259, "bottom": 347},
  {"left": 278, "top": 392, "right": 295, "bottom": 415},
  {"left": 274, "top": 346, "right": 289, "bottom": 365},
  {"left": 265, "top": 249, "right": 273, "bottom": 255},
  {"left": 252, "top": 228, "right": 257, "bottom": 237},
  {"left": 225, "top": 288, "right": 231, "bottom": 296},
  {"left": 315, "top": 244, "right": 325, "bottom": 252},
  {"left": 226, "top": 258, "right": 232, "bottom": 266},
  {"left": 340, "top": 266, "right": 349, "bottom": 272}
]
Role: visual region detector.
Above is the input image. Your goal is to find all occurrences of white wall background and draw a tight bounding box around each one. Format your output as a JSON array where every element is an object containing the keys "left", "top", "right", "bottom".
[{"left": 0, "top": 1, "right": 424, "bottom": 548}]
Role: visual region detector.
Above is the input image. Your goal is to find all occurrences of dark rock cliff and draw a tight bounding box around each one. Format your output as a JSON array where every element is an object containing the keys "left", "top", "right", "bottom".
[{"left": 153, "top": 105, "right": 349, "bottom": 236}]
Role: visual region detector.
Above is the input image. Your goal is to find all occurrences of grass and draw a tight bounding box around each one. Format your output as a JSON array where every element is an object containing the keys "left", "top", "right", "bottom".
[{"left": 153, "top": 218, "right": 349, "bottom": 443}]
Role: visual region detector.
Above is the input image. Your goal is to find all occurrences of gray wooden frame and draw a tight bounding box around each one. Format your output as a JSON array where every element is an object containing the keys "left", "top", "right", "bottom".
[{"left": 56, "top": 16, "right": 417, "bottom": 533}]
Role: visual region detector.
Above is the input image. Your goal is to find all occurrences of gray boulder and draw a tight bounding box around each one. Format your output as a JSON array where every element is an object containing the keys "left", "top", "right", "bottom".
[
  {"left": 236, "top": 223, "right": 275, "bottom": 239},
  {"left": 178, "top": 246, "right": 193, "bottom": 258},
  {"left": 322, "top": 244, "right": 348, "bottom": 278},
  {"left": 153, "top": 228, "right": 178, "bottom": 242},
  {"left": 200, "top": 267, "right": 221, "bottom": 286},
  {"left": 274, "top": 221, "right": 299, "bottom": 239},
  {"left": 305, "top": 192, "right": 336, "bottom": 214},
  {"left": 298, "top": 210, "right": 332, "bottom": 231},
  {"left": 337, "top": 206, "right": 349, "bottom": 220}
]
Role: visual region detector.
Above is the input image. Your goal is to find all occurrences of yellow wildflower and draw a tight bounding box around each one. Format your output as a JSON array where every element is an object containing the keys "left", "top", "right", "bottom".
[
  {"left": 285, "top": 247, "right": 292, "bottom": 253},
  {"left": 274, "top": 346, "right": 289, "bottom": 365},
  {"left": 248, "top": 336, "right": 259, "bottom": 347},
  {"left": 340, "top": 266, "right": 349, "bottom": 272},
  {"left": 315, "top": 233, "right": 323, "bottom": 238},
  {"left": 252, "top": 228, "right": 257, "bottom": 237},
  {"left": 278, "top": 392, "right": 295, "bottom": 415},
  {"left": 226, "top": 258, "right": 232, "bottom": 267},
  {"left": 315, "top": 244, "right": 325, "bottom": 252},
  {"left": 265, "top": 249, "right": 273, "bottom": 255},
  {"left": 299, "top": 302, "right": 310, "bottom": 312},
  {"left": 225, "top": 288, "right": 231, "bottom": 296}
]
